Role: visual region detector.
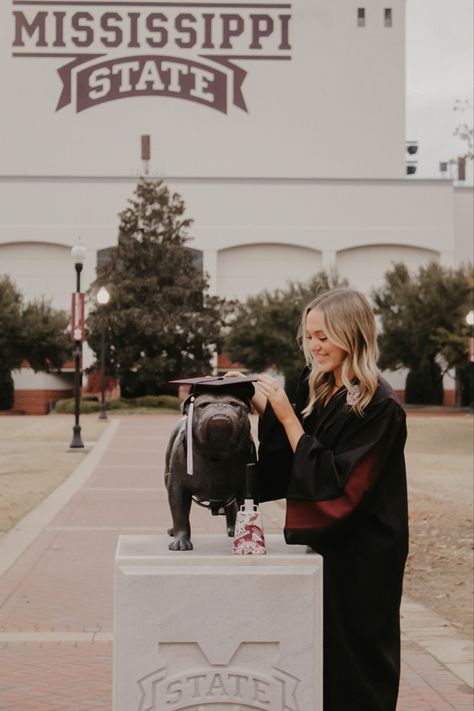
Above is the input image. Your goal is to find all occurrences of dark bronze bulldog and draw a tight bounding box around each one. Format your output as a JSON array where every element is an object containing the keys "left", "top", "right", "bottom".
[{"left": 165, "top": 381, "right": 255, "bottom": 551}]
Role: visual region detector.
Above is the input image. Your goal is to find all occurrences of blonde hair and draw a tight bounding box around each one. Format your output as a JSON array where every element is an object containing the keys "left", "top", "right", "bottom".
[{"left": 299, "top": 288, "right": 379, "bottom": 416}]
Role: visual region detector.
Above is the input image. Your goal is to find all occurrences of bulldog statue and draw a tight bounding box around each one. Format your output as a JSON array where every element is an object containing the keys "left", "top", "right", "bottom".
[{"left": 165, "top": 377, "right": 256, "bottom": 551}]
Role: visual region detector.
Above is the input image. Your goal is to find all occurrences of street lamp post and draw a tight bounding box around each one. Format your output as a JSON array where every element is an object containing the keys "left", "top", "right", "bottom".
[
  {"left": 466, "top": 310, "right": 474, "bottom": 414},
  {"left": 96, "top": 286, "right": 110, "bottom": 421},
  {"left": 70, "top": 237, "right": 86, "bottom": 449}
]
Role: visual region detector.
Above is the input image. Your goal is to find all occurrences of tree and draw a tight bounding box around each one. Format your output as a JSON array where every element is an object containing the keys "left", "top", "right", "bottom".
[
  {"left": 224, "top": 271, "right": 348, "bottom": 399},
  {"left": 372, "top": 262, "right": 473, "bottom": 404},
  {"left": 0, "top": 276, "right": 71, "bottom": 410},
  {"left": 453, "top": 99, "right": 474, "bottom": 160},
  {"left": 446, "top": 99, "right": 474, "bottom": 181},
  {"left": 86, "top": 179, "right": 227, "bottom": 396}
]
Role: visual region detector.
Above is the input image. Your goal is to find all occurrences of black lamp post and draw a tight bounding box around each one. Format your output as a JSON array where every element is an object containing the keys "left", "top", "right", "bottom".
[
  {"left": 466, "top": 310, "right": 474, "bottom": 414},
  {"left": 70, "top": 237, "right": 86, "bottom": 449},
  {"left": 96, "top": 286, "right": 110, "bottom": 421}
]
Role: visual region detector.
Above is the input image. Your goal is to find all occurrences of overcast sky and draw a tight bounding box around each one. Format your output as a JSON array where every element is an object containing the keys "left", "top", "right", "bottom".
[{"left": 406, "top": 0, "right": 474, "bottom": 182}]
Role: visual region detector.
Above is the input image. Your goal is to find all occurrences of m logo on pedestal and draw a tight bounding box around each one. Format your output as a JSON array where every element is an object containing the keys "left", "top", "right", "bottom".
[
  {"left": 12, "top": 2, "right": 292, "bottom": 114},
  {"left": 136, "top": 642, "right": 300, "bottom": 710}
]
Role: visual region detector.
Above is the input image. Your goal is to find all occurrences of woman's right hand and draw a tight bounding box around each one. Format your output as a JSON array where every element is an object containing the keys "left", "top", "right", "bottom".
[{"left": 223, "top": 371, "right": 267, "bottom": 415}]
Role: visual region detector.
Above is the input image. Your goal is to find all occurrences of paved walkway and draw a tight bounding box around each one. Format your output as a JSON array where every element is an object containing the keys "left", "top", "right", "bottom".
[{"left": 0, "top": 416, "right": 472, "bottom": 710}]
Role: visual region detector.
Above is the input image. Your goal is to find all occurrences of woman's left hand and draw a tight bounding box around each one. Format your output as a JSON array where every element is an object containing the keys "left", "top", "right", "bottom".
[
  {"left": 256, "top": 374, "right": 294, "bottom": 424},
  {"left": 256, "top": 374, "right": 305, "bottom": 452}
]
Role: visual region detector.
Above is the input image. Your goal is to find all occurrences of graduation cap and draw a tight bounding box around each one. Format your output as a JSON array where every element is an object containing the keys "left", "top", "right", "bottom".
[
  {"left": 171, "top": 375, "right": 256, "bottom": 401},
  {"left": 170, "top": 376, "right": 257, "bottom": 476}
]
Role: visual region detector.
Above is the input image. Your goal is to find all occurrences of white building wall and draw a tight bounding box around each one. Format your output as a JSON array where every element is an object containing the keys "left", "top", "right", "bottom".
[
  {"left": 1, "top": 0, "right": 405, "bottom": 179},
  {"left": 0, "top": 177, "right": 458, "bottom": 312},
  {"left": 454, "top": 187, "right": 474, "bottom": 266},
  {"left": 0, "top": 177, "right": 457, "bottom": 309},
  {"left": 12, "top": 369, "right": 73, "bottom": 390}
]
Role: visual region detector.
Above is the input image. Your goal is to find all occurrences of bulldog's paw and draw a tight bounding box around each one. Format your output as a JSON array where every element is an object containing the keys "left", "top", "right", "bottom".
[
  {"left": 168, "top": 536, "right": 193, "bottom": 551},
  {"left": 226, "top": 525, "right": 235, "bottom": 537}
]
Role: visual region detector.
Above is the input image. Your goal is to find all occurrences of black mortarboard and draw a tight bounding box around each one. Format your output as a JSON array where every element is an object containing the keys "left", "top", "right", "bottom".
[
  {"left": 170, "top": 375, "right": 256, "bottom": 402},
  {"left": 170, "top": 376, "right": 257, "bottom": 476}
]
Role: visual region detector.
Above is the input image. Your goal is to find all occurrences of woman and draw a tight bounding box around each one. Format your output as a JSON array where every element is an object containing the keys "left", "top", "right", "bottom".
[{"left": 234, "top": 288, "right": 408, "bottom": 711}]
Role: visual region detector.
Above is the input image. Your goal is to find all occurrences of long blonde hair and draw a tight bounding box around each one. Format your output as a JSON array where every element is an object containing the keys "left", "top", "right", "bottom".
[{"left": 299, "top": 288, "right": 379, "bottom": 416}]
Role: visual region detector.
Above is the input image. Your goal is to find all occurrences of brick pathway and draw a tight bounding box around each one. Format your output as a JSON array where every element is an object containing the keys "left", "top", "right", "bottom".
[{"left": 0, "top": 416, "right": 472, "bottom": 710}]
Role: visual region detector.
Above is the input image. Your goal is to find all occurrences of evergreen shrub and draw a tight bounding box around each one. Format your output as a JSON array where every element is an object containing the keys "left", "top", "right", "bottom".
[
  {"left": 0, "top": 371, "right": 14, "bottom": 410},
  {"left": 405, "top": 369, "right": 444, "bottom": 405},
  {"left": 53, "top": 395, "right": 181, "bottom": 414}
]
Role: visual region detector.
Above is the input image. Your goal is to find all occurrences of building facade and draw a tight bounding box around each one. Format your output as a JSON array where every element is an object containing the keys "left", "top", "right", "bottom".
[{"left": 0, "top": 0, "right": 472, "bottom": 411}]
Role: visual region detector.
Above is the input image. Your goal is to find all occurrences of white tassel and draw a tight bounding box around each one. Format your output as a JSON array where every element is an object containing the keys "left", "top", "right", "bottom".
[{"left": 186, "top": 396, "right": 195, "bottom": 475}]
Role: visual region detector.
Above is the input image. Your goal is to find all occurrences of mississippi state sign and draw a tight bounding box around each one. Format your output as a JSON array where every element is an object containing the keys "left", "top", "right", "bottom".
[{"left": 12, "top": 2, "right": 293, "bottom": 114}]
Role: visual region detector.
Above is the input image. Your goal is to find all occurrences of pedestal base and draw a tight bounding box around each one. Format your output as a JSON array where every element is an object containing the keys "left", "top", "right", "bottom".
[{"left": 114, "top": 534, "right": 323, "bottom": 711}]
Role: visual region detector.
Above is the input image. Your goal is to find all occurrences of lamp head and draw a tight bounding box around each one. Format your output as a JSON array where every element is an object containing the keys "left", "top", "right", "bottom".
[
  {"left": 71, "top": 237, "right": 86, "bottom": 265},
  {"left": 466, "top": 310, "right": 474, "bottom": 327},
  {"left": 97, "top": 286, "right": 110, "bottom": 305}
]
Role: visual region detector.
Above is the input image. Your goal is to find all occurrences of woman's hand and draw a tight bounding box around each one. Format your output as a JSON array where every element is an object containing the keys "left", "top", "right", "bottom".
[
  {"left": 223, "top": 370, "right": 246, "bottom": 379},
  {"left": 223, "top": 372, "right": 305, "bottom": 450},
  {"left": 256, "top": 374, "right": 304, "bottom": 452},
  {"left": 255, "top": 374, "right": 293, "bottom": 423},
  {"left": 223, "top": 371, "right": 266, "bottom": 415}
]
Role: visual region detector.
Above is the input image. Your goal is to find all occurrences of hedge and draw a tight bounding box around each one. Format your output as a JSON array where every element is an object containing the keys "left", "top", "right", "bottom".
[{"left": 53, "top": 395, "right": 181, "bottom": 414}]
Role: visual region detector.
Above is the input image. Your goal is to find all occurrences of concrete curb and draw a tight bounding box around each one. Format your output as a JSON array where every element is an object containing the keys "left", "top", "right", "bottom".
[{"left": 401, "top": 598, "right": 474, "bottom": 687}]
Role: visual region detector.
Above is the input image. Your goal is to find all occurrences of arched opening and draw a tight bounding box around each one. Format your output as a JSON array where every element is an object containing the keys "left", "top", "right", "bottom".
[
  {"left": 336, "top": 244, "right": 439, "bottom": 292},
  {"left": 217, "top": 243, "right": 322, "bottom": 300}
]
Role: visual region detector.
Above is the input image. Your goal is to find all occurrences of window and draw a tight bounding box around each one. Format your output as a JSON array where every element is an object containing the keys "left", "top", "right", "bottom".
[
  {"left": 357, "top": 8, "right": 366, "bottom": 27},
  {"left": 384, "top": 8, "right": 392, "bottom": 27},
  {"left": 97, "top": 247, "right": 114, "bottom": 268}
]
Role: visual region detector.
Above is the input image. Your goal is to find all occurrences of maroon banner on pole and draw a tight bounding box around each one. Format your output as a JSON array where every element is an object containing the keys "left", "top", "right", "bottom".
[{"left": 71, "top": 293, "right": 85, "bottom": 342}]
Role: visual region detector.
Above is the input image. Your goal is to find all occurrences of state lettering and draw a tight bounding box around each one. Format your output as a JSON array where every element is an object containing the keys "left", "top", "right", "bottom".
[
  {"left": 79, "top": 56, "right": 226, "bottom": 113},
  {"left": 164, "top": 670, "right": 272, "bottom": 707}
]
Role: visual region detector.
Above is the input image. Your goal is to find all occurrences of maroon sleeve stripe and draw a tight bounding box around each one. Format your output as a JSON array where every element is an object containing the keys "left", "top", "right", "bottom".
[{"left": 285, "top": 448, "right": 380, "bottom": 531}]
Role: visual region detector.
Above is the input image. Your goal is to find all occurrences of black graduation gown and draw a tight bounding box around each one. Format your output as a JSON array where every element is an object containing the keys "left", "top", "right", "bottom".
[{"left": 257, "top": 375, "right": 409, "bottom": 711}]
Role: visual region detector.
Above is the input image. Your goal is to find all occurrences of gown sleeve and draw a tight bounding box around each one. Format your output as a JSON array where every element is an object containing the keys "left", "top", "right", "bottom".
[
  {"left": 256, "top": 401, "right": 293, "bottom": 502},
  {"left": 256, "top": 368, "right": 310, "bottom": 503},
  {"left": 285, "top": 395, "right": 406, "bottom": 544}
]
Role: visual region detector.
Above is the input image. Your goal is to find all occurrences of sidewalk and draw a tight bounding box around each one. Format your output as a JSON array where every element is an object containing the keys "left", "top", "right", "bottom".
[{"left": 0, "top": 415, "right": 472, "bottom": 711}]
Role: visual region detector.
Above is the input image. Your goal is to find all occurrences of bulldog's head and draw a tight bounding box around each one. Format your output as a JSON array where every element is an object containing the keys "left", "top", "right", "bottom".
[{"left": 184, "top": 391, "right": 251, "bottom": 455}]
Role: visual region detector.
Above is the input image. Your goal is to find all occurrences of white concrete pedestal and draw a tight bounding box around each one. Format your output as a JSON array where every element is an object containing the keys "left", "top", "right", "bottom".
[{"left": 114, "top": 534, "right": 323, "bottom": 711}]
